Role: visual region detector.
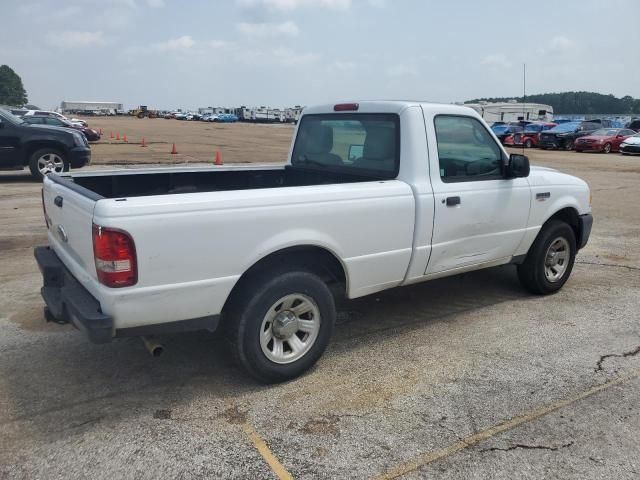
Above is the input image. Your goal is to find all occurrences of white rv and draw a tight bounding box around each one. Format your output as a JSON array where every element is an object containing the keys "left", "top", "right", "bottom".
[{"left": 465, "top": 101, "right": 554, "bottom": 123}]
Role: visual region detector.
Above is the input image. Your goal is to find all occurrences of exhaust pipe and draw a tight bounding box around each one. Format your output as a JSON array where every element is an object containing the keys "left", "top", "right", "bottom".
[{"left": 142, "top": 336, "right": 164, "bottom": 357}]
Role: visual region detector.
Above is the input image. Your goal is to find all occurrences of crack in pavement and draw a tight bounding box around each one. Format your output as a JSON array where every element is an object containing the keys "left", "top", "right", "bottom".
[
  {"left": 480, "top": 441, "right": 574, "bottom": 453},
  {"left": 575, "top": 261, "right": 640, "bottom": 272},
  {"left": 595, "top": 345, "right": 640, "bottom": 372}
]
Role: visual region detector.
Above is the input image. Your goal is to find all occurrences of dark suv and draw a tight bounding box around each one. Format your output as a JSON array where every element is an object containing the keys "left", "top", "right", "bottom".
[
  {"left": 0, "top": 107, "right": 91, "bottom": 180},
  {"left": 538, "top": 121, "right": 603, "bottom": 150}
]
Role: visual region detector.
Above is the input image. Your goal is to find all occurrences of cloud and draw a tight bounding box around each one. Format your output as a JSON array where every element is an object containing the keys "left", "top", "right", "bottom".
[
  {"left": 46, "top": 31, "right": 107, "bottom": 48},
  {"left": 386, "top": 63, "right": 417, "bottom": 77},
  {"left": 548, "top": 35, "right": 576, "bottom": 53},
  {"left": 237, "top": 21, "right": 300, "bottom": 37},
  {"left": 152, "top": 35, "right": 195, "bottom": 51},
  {"left": 481, "top": 53, "right": 511, "bottom": 69},
  {"left": 329, "top": 61, "right": 357, "bottom": 71},
  {"left": 145, "top": 0, "right": 165, "bottom": 6},
  {"left": 236, "top": 0, "right": 351, "bottom": 11},
  {"left": 271, "top": 47, "right": 319, "bottom": 66}
]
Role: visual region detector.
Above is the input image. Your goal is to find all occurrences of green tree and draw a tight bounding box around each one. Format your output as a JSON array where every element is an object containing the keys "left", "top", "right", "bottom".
[{"left": 0, "top": 65, "right": 28, "bottom": 106}]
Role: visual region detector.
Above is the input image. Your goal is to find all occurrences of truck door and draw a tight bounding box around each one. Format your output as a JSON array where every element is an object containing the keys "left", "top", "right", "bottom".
[
  {"left": 0, "top": 116, "right": 22, "bottom": 168},
  {"left": 425, "top": 114, "right": 530, "bottom": 275}
]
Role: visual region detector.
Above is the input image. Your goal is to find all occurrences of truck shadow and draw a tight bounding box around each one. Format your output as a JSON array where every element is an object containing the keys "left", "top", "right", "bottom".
[
  {"left": 1, "top": 265, "right": 530, "bottom": 443},
  {"left": 0, "top": 172, "right": 37, "bottom": 183}
]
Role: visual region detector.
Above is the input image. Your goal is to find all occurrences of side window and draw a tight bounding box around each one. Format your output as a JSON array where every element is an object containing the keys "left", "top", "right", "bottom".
[
  {"left": 434, "top": 115, "right": 504, "bottom": 182},
  {"left": 45, "top": 118, "right": 62, "bottom": 126}
]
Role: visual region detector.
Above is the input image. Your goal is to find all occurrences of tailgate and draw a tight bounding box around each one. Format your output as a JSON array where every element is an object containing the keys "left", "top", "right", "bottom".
[{"left": 43, "top": 175, "right": 97, "bottom": 280}]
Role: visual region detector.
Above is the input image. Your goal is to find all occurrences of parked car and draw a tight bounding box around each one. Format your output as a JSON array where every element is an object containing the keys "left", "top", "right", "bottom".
[
  {"left": 503, "top": 122, "right": 557, "bottom": 148},
  {"left": 22, "top": 116, "right": 101, "bottom": 142},
  {"left": 574, "top": 128, "right": 637, "bottom": 153},
  {"left": 216, "top": 113, "right": 239, "bottom": 123},
  {"left": 23, "top": 110, "right": 87, "bottom": 127},
  {"left": 538, "top": 121, "right": 602, "bottom": 150},
  {"left": 35, "top": 101, "right": 592, "bottom": 383},
  {"left": 625, "top": 118, "right": 640, "bottom": 132},
  {"left": 491, "top": 123, "right": 523, "bottom": 144},
  {"left": 619, "top": 133, "right": 640, "bottom": 155},
  {"left": 174, "top": 113, "right": 187, "bottom": 120},
  {"left": 0, "top": 107, "right": 91, "bottom": 180}
]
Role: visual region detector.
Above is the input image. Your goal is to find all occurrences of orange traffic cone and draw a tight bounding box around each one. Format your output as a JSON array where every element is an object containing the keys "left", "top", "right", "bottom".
[
  {"left": 116, "top": 133, "right": 120, "bottom": 140},
  {"left": 215, "top": 150, "right": 223, "bottom": 165},
  {"left": 110, "top": 131, "right": 114, "bottom": 139},
  {"left": 170, "top": 143, "right": 178, "bottom": 154},
  {"left": 123, "top": 134, "right": 128, "bottom": 143},
  {"left": 141, "top": 137, "right": 147, "bottom": 147}
]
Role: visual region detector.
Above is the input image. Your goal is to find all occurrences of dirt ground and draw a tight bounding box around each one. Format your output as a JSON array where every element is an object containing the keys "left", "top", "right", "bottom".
[
  {"left": 1, "top": 121, "right": 639, "bottom": 479},
  {"left": 84, "top": 116, "right": 295, "bottom": 165}
]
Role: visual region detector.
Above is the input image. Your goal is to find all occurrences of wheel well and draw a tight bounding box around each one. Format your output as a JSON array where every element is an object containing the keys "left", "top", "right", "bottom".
[
  {"left": 546, "top": 207, "right": 580, "bottom": 240},
  {"left": 222, "top": 246, "right": 347, "bottom": 314},
  {"left": 24, "top": 142, "right": 68, "bottom": 166}
]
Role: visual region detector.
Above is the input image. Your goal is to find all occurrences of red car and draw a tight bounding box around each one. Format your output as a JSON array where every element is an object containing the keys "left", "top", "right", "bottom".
[
  {"left": 574, "top": 128, "right": 637, "bottom": 153},
  {"left": 503, "top": 122, "right": 556, "bottom": 148}
]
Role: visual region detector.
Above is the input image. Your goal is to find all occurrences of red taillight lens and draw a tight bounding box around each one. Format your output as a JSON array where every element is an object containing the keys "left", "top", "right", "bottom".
[
  {"left": 334, "top": 103, "right": 359, "bottom": 111},
  {"left": 41, "top": 188, "right": 50, "bottom": 229},
  {"left": 92, "top": 224, "right": 137, "bottom": 288}
]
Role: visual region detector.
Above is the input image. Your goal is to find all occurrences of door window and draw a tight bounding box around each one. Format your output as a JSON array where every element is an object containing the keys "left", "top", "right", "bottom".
[{"left": 434, "top": 115, "right": 504, "bottom": 182}]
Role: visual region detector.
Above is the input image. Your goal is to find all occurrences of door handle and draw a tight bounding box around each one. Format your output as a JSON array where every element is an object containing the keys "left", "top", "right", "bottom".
[{"left": 446, "top": 196, "right": 461, "bottom": 207}]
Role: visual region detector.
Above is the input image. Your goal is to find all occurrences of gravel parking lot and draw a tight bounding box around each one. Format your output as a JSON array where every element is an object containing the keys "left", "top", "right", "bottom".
[{"left": 1, "top": 118, "right": 639, "bottom": 479}]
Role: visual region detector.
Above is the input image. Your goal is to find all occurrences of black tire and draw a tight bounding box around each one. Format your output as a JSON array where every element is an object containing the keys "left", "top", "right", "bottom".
[
  {"left": 517, "top": 220, "right": 577, "bottom": 295},
  {"left": 28, "top": 148, "right": 69, "bottom": 181},
  {"left": 564, "top": 140, "right": 575, "bottom": 151},
  {"left": 225, "top": 270, "right": 336, "bottom": 383},
  {"left": 603, "top": 143, "right": 612, "bottom": 154},
  {"left": 524, "top": 139, "right": 533, "bottom": 148},
  {"left": 540, "top": 146, "right": 547, "bottom": 150}
]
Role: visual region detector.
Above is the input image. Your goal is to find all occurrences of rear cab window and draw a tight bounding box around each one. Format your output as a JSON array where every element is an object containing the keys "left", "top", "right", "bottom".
[{"left": 291, "top": 113, "right": 400, "bottom": 179}]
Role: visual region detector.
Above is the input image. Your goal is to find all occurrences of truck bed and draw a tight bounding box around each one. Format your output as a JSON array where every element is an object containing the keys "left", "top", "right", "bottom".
[{"left": 68, "top": 165, "right": 379, "bottom": 199}]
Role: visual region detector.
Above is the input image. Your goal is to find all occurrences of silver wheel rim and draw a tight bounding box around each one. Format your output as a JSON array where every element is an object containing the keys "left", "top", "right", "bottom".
[
  {"left": 603, "top": 143, "right": 611, "bottom": 153},
  {"left": 544, "top": 237, "right": 570, "bottom": 282},
  {"left": 37, "top": 153, "right": 64, "bottom": 175},
  {"left": 260, "top": 293, "right": 320, "bottom": 364}
]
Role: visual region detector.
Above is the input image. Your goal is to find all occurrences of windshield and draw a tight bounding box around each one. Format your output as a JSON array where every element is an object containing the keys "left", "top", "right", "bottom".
[
  {"left": 549, "top": 122, "right": 579, "bottom": 133},
  {"left": 491, "top": 125, "right": 509, "bottom": 133},
  {"left": 0, "top": 107, "right": 25, "bottom": 125},
  {"left": 291, "top": 113, "right": 399, "bottom": 178},
  {"left": 591, "top": 129, "right": 618, "bottom": 136}
]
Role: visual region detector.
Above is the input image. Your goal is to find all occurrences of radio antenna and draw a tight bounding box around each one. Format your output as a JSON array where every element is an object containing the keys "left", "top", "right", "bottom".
[{"left": 522, "top": 63, "right": 526, "bottom": 154}]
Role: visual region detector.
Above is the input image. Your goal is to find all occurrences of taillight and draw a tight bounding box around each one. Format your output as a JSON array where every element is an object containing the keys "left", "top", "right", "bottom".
[
  {"left": 41, "top": 188, "right": 50, "bottom": 229},
  {"left": 92, "top": 224, "right": 137, "bottom": 288}
]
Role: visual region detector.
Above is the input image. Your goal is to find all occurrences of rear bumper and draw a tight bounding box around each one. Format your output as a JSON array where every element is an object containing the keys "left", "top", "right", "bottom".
[
  {"left": 69, "top": 146, "right": 91, "bottom": 168},
  {"left": 34, "top": 246, "right": 113, "bottom": 343},
  {"left": 578, "top": 213, "right": 593, "bottom": 250}
]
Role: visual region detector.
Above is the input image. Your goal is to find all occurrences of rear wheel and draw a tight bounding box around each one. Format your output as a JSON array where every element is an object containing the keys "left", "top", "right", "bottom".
[
  {"left": 603, "top": 143, "right": 612, "bottom": 153},
  {"left": 28, "top": 148, "right": 69, "bottom": 181},
  {"left": 225, "top": 270, "right": 335, "bottom": 383},
  {"left": 517, "top": 220, "right": 576, "bottom": 295}
]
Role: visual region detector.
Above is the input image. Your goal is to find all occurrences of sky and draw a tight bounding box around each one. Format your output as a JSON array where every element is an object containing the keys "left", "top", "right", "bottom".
[{"left": 2, "top": 0, "right": 639, "bottom": 111}]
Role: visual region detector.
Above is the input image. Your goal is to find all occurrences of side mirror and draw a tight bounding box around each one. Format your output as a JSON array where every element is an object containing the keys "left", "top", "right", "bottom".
[
  {"left": 348, "top": 144, "right": 364, "bottom": 161},
  {"left": 506, "top": 153, "right": 530, "bottom": 178}
]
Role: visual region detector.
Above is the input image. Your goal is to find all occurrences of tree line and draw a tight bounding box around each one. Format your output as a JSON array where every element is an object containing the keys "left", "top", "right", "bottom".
[
  {"left": 465, "top": 91, "right": 640, "bottom": 115},
  {"left": 0, "top": 65, "right": 28, "bottom": 106}
]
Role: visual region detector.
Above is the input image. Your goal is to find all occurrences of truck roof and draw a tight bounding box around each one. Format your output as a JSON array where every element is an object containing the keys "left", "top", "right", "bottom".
[{"left": 302, "top": 100, "right": 478, "bottom": 117}]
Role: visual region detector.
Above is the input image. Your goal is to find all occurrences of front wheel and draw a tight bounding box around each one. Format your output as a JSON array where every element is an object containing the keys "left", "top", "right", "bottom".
[
  {"left": 524, "top": 139, "right": 533, "bottom": 148},
  {"left": 517, "top": 220, "right": 577, "bottom": 295},
  {"left": 602, "top": 143, "right": 612, "bottom": 153},
  {"left": 564, "top": 140, "right": 575, "bottom": 151},
  {"left": 28, "top": 148, "right": 69, "bottom": 181},
  {"left": 225, "top": 270, "right": 335, "bottom": 383}
]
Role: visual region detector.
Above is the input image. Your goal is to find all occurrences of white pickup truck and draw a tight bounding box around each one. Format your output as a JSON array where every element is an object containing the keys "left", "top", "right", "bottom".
[{"left": 35, "top": 101, "right": 592, "bottom": 383}]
